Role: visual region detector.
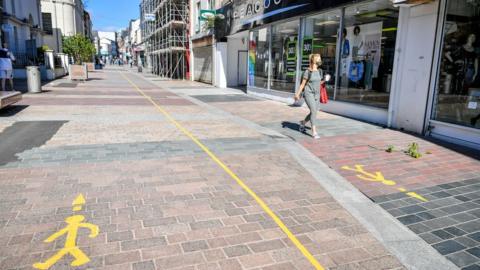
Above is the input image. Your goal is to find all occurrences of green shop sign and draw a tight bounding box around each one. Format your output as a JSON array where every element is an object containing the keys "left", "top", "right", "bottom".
[{"left": 199, "top": 10, "right": 216, "bottom": 21}]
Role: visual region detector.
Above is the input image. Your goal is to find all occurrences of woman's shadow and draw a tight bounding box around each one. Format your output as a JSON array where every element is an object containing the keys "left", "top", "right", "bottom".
[{"left": 281, "top": 121, "right": 310, "bottom": 134}]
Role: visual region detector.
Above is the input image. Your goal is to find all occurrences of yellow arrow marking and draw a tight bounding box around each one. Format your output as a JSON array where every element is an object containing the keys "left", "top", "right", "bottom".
[
  {"left": 342, "top": 165, "right": 428, "bottom": 202},
  {"left": 33, "top": 196, "right": 99, "bottom": 269},
  {"left": 72, "top": 194, "right": 86, "bottom": 211}
]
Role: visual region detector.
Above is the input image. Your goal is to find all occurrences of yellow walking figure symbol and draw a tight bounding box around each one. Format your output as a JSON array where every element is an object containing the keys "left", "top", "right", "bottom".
[{"left": 33, "top": 194, "right": 99, "bottom": 270}]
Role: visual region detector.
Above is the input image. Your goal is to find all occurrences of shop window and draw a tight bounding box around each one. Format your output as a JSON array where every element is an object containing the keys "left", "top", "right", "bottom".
[
  {"left": 337, "top": 0, "right": 399, "bottom": 108},
  {"left": 303, "top": 11, "right": 341, "bottom": 98},
  {"left": 270, "top": 20, "right": 299, "bottom": 92},
  {"left": 433, "top": 0, "right": 480, "bottom": 129},
  {"left": 248, "top": 28, "right": 270, "bottom": 89}
]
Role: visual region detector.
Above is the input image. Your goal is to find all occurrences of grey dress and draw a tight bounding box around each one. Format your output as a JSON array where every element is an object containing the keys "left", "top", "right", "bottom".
[{"left": 302, "top": 69, "right": 323, "bottom": 129}]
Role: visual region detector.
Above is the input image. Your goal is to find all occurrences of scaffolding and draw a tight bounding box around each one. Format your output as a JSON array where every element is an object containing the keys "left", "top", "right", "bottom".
[{"left": 141, "top": 0, "right": 189, "bottom": 80}]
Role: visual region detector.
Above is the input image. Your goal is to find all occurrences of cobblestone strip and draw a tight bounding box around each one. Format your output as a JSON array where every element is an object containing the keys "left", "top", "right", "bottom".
[
  {"left": 3, "top": 137, "right": 276, "bottom": 168},
  {"left": 374, "top": 178, "right": 480, "bottom": 269}
]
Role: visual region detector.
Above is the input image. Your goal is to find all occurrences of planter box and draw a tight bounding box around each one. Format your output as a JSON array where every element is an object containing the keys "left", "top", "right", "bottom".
[
  {"left": 69, "top": 64, "right": 88, "bottom": 81},
  {"left": 85, "top": 62, "right": 95, "bottom": 72}
]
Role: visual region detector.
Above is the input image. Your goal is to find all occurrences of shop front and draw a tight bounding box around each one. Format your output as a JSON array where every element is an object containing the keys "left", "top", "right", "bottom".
[
  {"left": 217, "top": 0, "right": 401, "bottom": 125},
  {"left": 215, "top": 0, "right": 479, "bottom": 149},
  {"left": 192, "top": 35, "right": 214, "bottom": 84},
  {"left": 426, "top": 0, "right": 480, "bottom": 148}
]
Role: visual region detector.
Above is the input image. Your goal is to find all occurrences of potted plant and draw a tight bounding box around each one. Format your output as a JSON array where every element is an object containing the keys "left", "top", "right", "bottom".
[{"left": 62, "top": 34, "right": 96, "bottom": 80}]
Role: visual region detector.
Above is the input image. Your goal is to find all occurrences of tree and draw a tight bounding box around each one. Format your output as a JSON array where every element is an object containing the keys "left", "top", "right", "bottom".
[{"left": 62, "top": 35, "right": 96, "bottom": 64}]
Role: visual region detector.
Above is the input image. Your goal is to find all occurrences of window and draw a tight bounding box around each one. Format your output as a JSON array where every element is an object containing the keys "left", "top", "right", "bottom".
[
  {"left": 336, "top": 0, "right": 399, "bottom": 108},
  {"left": 13, "top": 26, "right": 18, "bottom": 52},
  {"left": 249, "top": 28, "right": 270, "bottom": 89},
  {"left": 195, "top": 1, "right": 201, "bottom": 33},
  {"left": 433, "top": 0, "right": 480, "bottom": 129},
  {"left": 42, "top": 13, "right": 53, "bottom": 35},
  {"left": 303, "top": 11, "right": 341, "bottom": 97},
  {"left": 271, "top": 20, "right": 299, "bottom": 92},
  {"left": 10, "top": 0, "right": 15, "bottom": 16}
]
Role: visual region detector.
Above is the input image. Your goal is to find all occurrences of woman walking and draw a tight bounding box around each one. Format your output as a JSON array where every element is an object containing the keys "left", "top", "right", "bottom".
[{"left": 294, "top": 54, "right": 329, "bottom": 139}]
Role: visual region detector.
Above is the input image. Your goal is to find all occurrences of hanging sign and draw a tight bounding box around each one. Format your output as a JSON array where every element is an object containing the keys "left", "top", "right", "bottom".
[
  {"left": 199, "top": 10, "right": 216, "bottom": 21},
  {"left": 144, "top": 14, "right": 155, "bottom": 22}
]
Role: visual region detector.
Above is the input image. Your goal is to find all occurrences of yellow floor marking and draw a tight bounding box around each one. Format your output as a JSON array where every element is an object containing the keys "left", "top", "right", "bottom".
[
  {"left": 72, "top": 194, "right": 86, "bottom": 211},
  {"left": 121, "top": 73, "right": 325, "bottom": 270},
  {"left": 342, "top": 165, "right": 428, "bottom": 202},
  {"left": 33, "top": 194, "right": 99, "bottom": 269}
]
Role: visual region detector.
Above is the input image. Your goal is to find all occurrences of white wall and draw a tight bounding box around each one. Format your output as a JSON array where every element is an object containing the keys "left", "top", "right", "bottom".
[
  {"left": 41, "top": 0, "right": 85, "bottom": 52},
  {"left": 215, "top": 42, "right": 228, "bottom": 88},
  {"left": 2, "top": 0, "right": 43, "bottom": 53},
  {"left": 390, "top": 2, "right": 440, "bottom": 133},
  {"left": 227, "top": 34, "right": 249, "bottom": 87}
]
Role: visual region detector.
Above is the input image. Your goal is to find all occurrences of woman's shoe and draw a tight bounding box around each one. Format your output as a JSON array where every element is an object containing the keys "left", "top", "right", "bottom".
[
  {"left": 299, "top": 121, "right": 306, "bottom": 133},
  {"left": 313, "top": 134, "right": 320, "bottom": 139}
]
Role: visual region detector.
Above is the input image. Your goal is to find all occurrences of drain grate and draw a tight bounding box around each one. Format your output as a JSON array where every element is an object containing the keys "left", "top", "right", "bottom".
[
  {"left": 191, "top": 94, "right": 259, "bottom": 103},
  {"left": 53, "top": 83, "right": 77, "bottom": 88}
]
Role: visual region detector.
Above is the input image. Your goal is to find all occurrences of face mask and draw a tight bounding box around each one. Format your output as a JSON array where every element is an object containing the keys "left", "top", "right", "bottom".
[{"left": 316, "top": 61, "right": 322, "bottom": 67}]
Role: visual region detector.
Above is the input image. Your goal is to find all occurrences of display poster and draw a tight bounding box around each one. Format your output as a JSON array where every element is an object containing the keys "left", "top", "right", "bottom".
[
  {"left": 343, "top": 21, "right": 383, "bottom": 79},
  {"left": 248, "top": 39, "right": 256, "bottom": 86},
  {"left": 286, "top": 37, "right": 297, "bottom": 76},
  {"left": 302, "top": 37, "right": 313, "bottom": 70}
]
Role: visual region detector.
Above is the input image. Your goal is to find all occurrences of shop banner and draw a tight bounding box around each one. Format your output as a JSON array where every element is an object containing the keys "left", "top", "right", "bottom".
[{"left": 216, "top": 0, "right": 355, "bottom": 38}]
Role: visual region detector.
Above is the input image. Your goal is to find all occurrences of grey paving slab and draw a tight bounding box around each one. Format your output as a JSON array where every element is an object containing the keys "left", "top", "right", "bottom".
[
  {"left": 2, "top": 137, "right": 277, "bottom": 168},
  {"left": 375, "top": 178, "right": 480, "bottom": 269}
]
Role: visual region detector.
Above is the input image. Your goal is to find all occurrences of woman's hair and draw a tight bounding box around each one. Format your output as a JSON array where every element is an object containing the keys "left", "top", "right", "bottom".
[
  {"left": 309, "top": 54, "right": 322, "bottom": 67},
  {"left": 354, "top": 26, "right": 361, "bottom": 35}
]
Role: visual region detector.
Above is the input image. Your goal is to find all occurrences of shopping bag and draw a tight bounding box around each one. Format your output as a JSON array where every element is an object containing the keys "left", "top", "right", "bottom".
[{"left": 320, "top": 83, "right": 328, "bottom": 104}]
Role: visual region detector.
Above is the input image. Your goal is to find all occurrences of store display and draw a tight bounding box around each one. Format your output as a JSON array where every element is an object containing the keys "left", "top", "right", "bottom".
[{"left": 433, "top": 0, "right": 480, "bottom": 129}]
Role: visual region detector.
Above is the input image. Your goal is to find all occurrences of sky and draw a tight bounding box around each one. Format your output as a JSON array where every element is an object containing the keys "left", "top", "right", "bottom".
[{"left": 85, "top": 0, "right": 140, "bottom": 32}]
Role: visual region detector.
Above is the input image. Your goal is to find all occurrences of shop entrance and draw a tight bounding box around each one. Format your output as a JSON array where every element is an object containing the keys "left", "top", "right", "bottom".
[{"left": 238, "top": 50, "right": 248, "bottom": 86}]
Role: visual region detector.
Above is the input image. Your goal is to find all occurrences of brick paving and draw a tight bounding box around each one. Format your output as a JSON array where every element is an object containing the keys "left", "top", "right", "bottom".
[
  {"left": 192, "top": 89, "right": 480, "bottom": 269},
  {"left": 0, "top": 69, "right": 411, "bottom": 270}
]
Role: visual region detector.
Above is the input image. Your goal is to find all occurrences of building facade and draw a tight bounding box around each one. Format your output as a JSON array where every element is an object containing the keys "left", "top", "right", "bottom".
[
  {"left": 40, "top": 0, "right": 86, "bottom": 52},
  {"left": 117, "top": 29, "right": 128, "bottom": 62},
  {"left": 189, "top": 0, "right": 218, "bottom": 84},
  {"left": 1, "top": 0, "right": 44, "bottom": 58},
  {"left": 212, "top": 0, "right": 480, "bottom": 150},
  {"left": 83, "top": 10, "right": 93, "bottom": 41},
  {"left": 140, "top": 0, "right": 190, "bottom": 79},
  {"left": 97, "top": 31, "right": 118, "bottom": 61},
  {"left": 127, "top": 19, "right": 143, "bottom": 66}
]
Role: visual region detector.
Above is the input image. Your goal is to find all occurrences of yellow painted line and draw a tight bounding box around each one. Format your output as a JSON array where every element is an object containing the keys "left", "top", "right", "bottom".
[{"left": 121, "top": 73, "right": 324, "bottom": 270}]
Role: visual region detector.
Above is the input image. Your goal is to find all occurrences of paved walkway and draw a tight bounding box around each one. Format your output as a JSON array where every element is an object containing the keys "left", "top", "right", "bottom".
[{"left": 0, "top": 68, "right": 471, "bottom": 270}]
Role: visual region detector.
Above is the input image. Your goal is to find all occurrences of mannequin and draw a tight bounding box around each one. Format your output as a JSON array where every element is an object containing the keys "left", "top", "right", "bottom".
[
  {"left": 454, "top": 33, "right": 478, "bottom": 94},
  {"left": 444, "top": 44, "right": 455, "bottom": 94},
  {"left": 352, "top": 26, "right": 364, "bottom": 59},
  {"left": 341, "top": 28, "right": 350, "bottom": 58}
]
